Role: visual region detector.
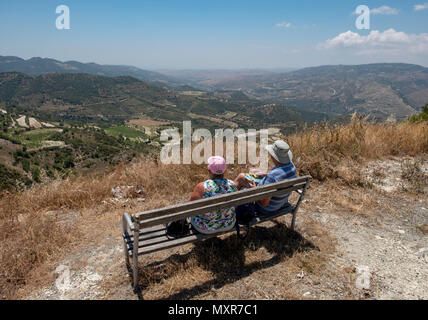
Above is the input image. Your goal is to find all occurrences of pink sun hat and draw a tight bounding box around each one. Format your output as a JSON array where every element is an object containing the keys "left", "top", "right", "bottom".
[{"left": 207, "top": 156, "right": 227, "bottom": 175}]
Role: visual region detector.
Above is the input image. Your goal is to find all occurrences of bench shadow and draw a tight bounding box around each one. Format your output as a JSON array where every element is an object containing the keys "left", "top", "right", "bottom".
[{"left": 137, "top": 219, "right": 318, "bottom": 300}]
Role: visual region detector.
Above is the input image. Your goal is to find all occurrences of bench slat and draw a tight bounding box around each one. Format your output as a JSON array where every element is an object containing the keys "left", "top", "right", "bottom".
[
  {"left": 133, "top": 176, "right": 311, "bottom": 221},
  {"left": 138, "top": 183, "right": 305, "bottom": 229},
  {"left": 125, "top": 230, "right": 168, "bottom": 244},
  {"left": 126, "top": 204, "right": 295, "bottom": 245},
  {"left": 128, "top": 229, "right": 200, "bottom": 248},
  {"left": 124, "top": 205, "right": 296, "bottom": 256},
  {"left": 130, "top": 231, "right": 229, "bottom": 256},
  {"left": 140, "top": 225, "right": 166, "bottom": 235}
]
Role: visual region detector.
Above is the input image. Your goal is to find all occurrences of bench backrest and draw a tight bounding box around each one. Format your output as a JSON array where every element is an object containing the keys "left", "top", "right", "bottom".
[{"left": 130, "top": 175, "right": 311, "bottom": 229}]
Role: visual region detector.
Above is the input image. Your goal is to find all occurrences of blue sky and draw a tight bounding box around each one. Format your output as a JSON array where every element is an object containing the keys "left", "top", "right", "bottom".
[{"left": 1, "top": 0, "right": 427, "bottom": 69}]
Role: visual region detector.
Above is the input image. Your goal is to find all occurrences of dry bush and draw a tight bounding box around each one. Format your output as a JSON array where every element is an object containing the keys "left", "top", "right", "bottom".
[
  {"left": 400, "top": 158, "right": 428, "bottom": 194},
  {"left": 288, "top": 115, "right": 428, "bottom": 182}
]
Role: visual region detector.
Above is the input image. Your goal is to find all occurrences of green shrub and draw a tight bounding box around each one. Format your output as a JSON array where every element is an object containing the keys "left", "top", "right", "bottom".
[
  {"left": 408, "top": 104, "right": 428, "bottom": 123},
  {"left": 46, "top": 169, "right": 55, "bottom": 178},
  {"left": 21, "top": 158, "right": 30, "bottom": 172},
  {"left": 31, "top": 167, "right": 41, "bottom": 183},
  {"left": 0, "top": 164, "right": 24, "bottom": 191},
  {"left": 63, "top": 157, "right": 75, "bottom": 169}
]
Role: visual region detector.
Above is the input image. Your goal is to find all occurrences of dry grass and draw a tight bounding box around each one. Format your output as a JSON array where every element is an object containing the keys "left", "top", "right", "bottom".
[
  {"left": 289, "top": 115, "right": 428, "bottom": 182},
  {"left": 0, "top": 117, "right": 427, "bottom": 299}
]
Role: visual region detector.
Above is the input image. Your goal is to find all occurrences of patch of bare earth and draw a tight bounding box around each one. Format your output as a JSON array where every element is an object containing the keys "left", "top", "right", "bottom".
[
  {"left": 128, "top": 119, "right": 170, "bottom": 128},
  {"left": 21, "top": 157, "right": 428, "bottom": 300}
]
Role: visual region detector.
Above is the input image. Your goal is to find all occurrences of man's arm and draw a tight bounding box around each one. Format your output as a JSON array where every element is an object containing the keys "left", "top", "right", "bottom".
[
  {"left": 256, "top": 174, "right": 275, "bottom": 207},
  {"left": 189, "top": 182, "right": 205, "bottom": 201}
]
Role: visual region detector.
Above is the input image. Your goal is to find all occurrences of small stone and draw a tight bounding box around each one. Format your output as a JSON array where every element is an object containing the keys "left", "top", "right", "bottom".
[
  {"left": 303, "top": 291, "right": 311, "bottom": 297},
  {"left": 398, "top": 230, "right": 405, "bottom": 234},
  {"left": 418, "top": 224, "right": 428, "bottom": 234},
  {"left": 375, "top": 236, "right": 383, "bottom": 240}
]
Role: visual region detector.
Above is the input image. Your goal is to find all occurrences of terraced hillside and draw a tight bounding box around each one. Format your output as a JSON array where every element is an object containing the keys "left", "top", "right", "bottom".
[
  {"left": 210, "top": 63, "right": 428, "bottom": 120},
  {"left": 0, "top": 72, "right": 321, "bottom": 130}
]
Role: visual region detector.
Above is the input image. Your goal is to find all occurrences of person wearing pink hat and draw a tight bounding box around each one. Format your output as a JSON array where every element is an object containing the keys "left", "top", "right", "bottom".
[{"left": 189, "top": 156, "right": 238, "bottom": 234}]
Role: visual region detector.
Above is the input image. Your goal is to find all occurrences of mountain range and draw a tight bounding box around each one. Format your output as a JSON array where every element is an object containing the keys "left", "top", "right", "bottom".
[
  {"left": 0, "top": 55, "right": 181, "bottom": 87},
  {"left": 1, "top": 55, "right": 428, "bottom": 121},
  {"left": 208, "top": 63, "right": 428, "bottom": 119}
]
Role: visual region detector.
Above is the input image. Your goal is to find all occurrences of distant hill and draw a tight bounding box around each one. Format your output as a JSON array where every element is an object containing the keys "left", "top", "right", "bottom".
[
  {"left": 0, "top": 72, "right": 318, "bottom": 130},
  {"left": 210, "top": 63, "right": 428, "bottom": 120},
  {"left": 0, "top": 55, "right": 183, "bottom": 87},
  {"left": 158, "top": 69, "right": 287, "bottom": 90}
]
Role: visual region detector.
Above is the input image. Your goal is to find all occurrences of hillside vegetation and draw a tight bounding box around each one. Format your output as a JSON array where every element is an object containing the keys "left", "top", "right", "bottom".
[
  {"left": 0, "top": 72, "right": 316, "bottom": 130},
  {"left": 0, "top": 117, "right": 427, "bottom": 299},
  {"left": 0, "top": 110, "right": 156, "bottom": 191},
  {"left": 408, "top": 104, "right": 428, "bottom": 123},
  {"left": 212, "top": 63, "right": 428, "bottom": 120}
]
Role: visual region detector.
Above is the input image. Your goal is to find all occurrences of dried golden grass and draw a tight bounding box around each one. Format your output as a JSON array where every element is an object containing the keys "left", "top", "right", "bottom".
[{"left": 289, "top": 115, "right": 428, "bottom": 181}]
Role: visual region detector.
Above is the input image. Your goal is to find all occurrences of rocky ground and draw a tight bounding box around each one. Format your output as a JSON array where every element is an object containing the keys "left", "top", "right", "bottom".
[{"left": 24, "top": 158, "right": 428, "bottom": 300}]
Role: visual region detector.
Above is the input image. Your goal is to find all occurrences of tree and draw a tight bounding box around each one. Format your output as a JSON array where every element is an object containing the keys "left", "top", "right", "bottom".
[
  {"left": 31, "top": 167, "right": 41, "bottom": 183},
  {"left": 21, "top": 158, "right": 30, "bottom": 172},
  {"left": 63, "top": 157, "right": 75, "bottom": 168}
]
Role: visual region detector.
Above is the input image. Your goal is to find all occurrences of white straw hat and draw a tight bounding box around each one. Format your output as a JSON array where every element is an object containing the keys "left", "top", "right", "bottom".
[{"left": 265, "top": 140, "right": 293, "bottom": 164}]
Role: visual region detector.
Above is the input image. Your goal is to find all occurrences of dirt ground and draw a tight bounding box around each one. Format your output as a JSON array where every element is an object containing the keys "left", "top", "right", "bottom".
[{"left": 22, "top": 158, "right": 428, "bottom": 300}]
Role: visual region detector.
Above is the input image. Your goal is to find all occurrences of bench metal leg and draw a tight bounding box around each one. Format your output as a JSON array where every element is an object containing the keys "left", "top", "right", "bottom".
[
  {"left": 123, "top": 241, "right": 131, "bottom": 269},
  {"left": 122, "top": 219, "right": 131, "bottom": 268},
  {"left": 290, "top": 178, "right": 310, "bottom": 231},
  {"left": 290, "top": 211, "right": 297, "bottom": 231},
  {"left": 132, "top": 228, "right": 140, "bottom": 291}
]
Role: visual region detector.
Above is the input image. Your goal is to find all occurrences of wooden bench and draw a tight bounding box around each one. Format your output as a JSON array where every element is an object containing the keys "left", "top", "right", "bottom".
[{"left": 122, "top": 175, "right": 311, "bottom": 291}]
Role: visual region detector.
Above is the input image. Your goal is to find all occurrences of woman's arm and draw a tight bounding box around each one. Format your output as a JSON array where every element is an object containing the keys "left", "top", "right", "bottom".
[
  {"left": 234, "top": 173, "right": 270, "bottom": 206},
  {"left": 234, "top": 173, "right": 256, "bottom": 190},
  {"left": 189, "top": 182, "right": 205, "bottom": 201}
]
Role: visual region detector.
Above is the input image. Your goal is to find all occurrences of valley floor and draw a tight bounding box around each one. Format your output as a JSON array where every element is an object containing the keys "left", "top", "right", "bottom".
[{"left": 20, "top": 157, "right": 428, "bottom": 300}]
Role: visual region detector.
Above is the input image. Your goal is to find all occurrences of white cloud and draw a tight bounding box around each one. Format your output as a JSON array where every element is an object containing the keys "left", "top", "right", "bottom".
[
  {"left": 414, "top": 3, "right": 428, "bottom": 11},
  {"left": 318, "top": 29, "right": 428, "bottom": 55},
  {"left": 371, "top": 6, "right": 399, "bottom": 15},
  {"left": 276, "top": 22, "right": 292, "bottom": 28}
]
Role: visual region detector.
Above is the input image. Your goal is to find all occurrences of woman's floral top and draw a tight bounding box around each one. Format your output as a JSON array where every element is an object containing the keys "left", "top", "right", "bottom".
[{"left": 190, "top": 179, "right": 237, "bottom": 234}]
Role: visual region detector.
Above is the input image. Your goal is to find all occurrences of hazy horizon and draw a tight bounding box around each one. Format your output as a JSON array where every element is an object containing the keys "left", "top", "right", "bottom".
[
  {"left": 1, "top": 1, "right": 428, "bottom": 70},
  {"left": 2, "top": 53, "right": 428, "bottom": 73}
]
